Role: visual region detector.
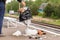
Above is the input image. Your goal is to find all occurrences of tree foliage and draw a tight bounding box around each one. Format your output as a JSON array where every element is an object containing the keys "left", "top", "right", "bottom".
[{"left": 6, "top": 0, "right": 19, "bottom": 12}]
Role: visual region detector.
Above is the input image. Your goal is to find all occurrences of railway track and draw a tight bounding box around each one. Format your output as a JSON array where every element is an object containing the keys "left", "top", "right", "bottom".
[{"left": 32, "top": 20, "right": 60, "bottom": 29}]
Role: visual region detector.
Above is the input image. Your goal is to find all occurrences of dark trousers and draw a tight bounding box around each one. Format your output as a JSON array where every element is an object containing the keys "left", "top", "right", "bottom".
[{"left": 0, "top": 2, "right": 5, "bottom": 34}]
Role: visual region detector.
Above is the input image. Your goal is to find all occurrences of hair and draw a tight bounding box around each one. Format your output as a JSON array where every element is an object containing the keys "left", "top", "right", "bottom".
[{"left": 17, "top": 0, "right": 22, "bottom": 3}]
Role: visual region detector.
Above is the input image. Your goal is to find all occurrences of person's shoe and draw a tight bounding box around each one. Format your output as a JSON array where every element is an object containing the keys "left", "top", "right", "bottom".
[{"left": 0, "top": 34, "right": 5, "bottom": 37}]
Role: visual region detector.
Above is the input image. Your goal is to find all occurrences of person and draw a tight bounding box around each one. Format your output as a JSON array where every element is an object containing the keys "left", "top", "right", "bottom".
[
  {"left": 12, "top": 0, "right": 32, "bottom": 36},
  {"left": 18, "top": 0, "right": 32, "bottom": 26},
  {"left": 17, "top": 0, "right": 32, "bottom": 27},
  {"left": 0, "top": 0, "right": 6, "bottom": 37}
]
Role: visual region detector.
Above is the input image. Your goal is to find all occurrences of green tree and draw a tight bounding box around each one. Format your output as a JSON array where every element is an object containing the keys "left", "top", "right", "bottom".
[
  {"left": 26, "top": 0, "right": 42, "bottom": 15},
  {"left": 6, "top": 0, "right": 19, "bottom": 12}
]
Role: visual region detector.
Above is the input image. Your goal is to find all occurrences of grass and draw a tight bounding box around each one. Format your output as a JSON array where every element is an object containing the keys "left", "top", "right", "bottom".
[
  {"left": 42, "top": 20, "right": 60, "bottom": 25},
  {"left": 37, "top": 13, "right": 60, "bottom": 25},
  {"left": 49, "top": 20, "right": 60, "bottom": 25},
  {"left": 33, "top": 16, "right": 60, "bottom": 26},
  {"left": 4, "top": 13, "right": 19, "bottom": 19}
]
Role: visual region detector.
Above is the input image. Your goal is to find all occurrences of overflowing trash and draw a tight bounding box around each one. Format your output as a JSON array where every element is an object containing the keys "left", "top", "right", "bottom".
[{"left": 12, "top": 27, "right": 46, "bottom": 40}]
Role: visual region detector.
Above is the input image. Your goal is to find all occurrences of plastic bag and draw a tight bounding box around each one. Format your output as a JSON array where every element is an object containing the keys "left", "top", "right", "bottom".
[
  {"left": 12, "top": 30, "right": 22, "bottom": 36},
  {"left": 25, "top": 28, "right": 38, "bottom": 36}
]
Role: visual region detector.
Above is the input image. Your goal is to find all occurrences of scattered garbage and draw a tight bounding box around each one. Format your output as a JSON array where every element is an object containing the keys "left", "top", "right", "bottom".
[
  {"left": 38, "top": 30, "right": 46, "bottom": 35},
  {"left": 12, "top": 30, "right": 22, "bottom": 36},
  {"left": 25, "top": 28, "right": 38, "bottom": 36},
  {"left": 38, "top": 38, "right": 43, "bottom": 40}
]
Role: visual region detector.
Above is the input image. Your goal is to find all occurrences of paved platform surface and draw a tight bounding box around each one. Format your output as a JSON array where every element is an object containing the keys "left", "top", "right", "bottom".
[
  {"left": 1, "top": 18, "right": 60, "bottom": 40},
  {"left": 1, "top": 24, "right": 60, "bottom": 40}
]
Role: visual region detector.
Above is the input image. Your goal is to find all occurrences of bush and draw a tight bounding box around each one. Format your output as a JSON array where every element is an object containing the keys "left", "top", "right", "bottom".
[
  {"left": 44, "top": 3, "right": 60, "bottom": 19},
  {"left": 26, "top": 0, "right": 42, "bottom": 15},
  {"left": 53, "top": 5, "right": 60, "bottom": 18},
  {"left": 38, "top": 13, "right": 43, "bottom": 16},
  {"left": 44, "top": 3, "right": 54, "bottom": 17},
  {"left": 6, "top": 1, "right": 19, "bottom": 12}
]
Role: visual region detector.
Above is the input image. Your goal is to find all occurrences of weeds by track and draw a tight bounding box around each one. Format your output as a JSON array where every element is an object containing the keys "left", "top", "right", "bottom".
[{"left": 32, "top": 20, "right": 60, "bottom": 29}]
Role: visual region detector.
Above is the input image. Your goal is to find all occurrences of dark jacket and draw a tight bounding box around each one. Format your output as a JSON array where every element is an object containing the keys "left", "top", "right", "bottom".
[{"left": 19, "top": 7, "right": 32, "bottom": 22}]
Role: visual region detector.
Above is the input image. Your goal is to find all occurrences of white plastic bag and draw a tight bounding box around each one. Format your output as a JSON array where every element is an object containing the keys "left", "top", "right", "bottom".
[{"left": 25, "top": 28, "right": 38, "bottom": 36}]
